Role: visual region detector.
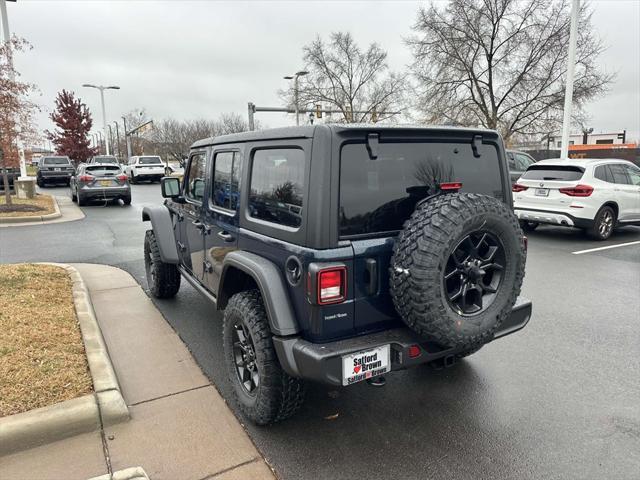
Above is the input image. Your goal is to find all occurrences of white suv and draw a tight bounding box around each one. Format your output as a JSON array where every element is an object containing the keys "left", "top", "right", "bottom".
[
  {"left": 513, "top": 158, "right": 640, "bottom": 240},
  {"left": 125, "top": 156, "right": 165, "bottom": 184}
]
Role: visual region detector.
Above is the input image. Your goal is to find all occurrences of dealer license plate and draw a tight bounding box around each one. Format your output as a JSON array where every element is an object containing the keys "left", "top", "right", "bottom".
[
  {"left": 99, "top": 180, "right": 111, "bottom": 187},
  {"left": 342, "top": 345, "right": 390, "bottom": 386},
  {"left": 535, "top": 188, "right": 549, "bottom": 197}
]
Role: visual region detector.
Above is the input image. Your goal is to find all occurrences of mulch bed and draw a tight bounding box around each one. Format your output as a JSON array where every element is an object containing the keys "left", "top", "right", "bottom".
[{"left": 0, "top": 194, "right": 55, "bottom": 217}]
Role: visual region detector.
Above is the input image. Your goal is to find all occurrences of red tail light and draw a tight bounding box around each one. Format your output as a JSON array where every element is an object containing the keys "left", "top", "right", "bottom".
[
  {"left": 408, "top": 345, "right": 422, "bottom": 359},
  {"left": 512, "top": 183, "right": 528, "bottom": 192},
  {"left": 440, "top": 182, "right": 462, "bottom": 191},
  {"left": 318, "top": 267, "right": 346, "bottom": 304},
  {"left": 78, "top": 174, "right": 95, "bottom": 182},
  {"left": 559, "top": 184, "right": 593, "bottom": 197},
  {"left": 116, "top": 174, "right": 128, "bottom": 181}
]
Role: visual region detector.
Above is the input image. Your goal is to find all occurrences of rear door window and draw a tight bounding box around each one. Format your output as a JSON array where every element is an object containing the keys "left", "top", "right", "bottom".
[
  {"left": 609, "top": 164, "right": 630, "bottom": 185},
  {"left": 339, "top": 141, "right": 503, "bottom": 237},
  {"left": 248, "top": 148, "right": 304, "bottom": 228},
  {"left": 521, "top": 165, "right": 584, "bottom": 181},
  {"left": 212, "top": 151, "right": 241, "bottom": 211}
]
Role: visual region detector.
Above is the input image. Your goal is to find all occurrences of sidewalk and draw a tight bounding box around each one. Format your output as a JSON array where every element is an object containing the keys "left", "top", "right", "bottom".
[{"left": 0, "top": 264, "right": 275, "bottom": 480}]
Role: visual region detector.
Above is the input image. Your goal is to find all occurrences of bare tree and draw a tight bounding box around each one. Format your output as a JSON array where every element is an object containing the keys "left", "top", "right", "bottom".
[
  {"left": 284, "top": 32, "right": 405, "bottom": 123},
  {"left": 408, "top": 0, "right": 613, "bottom": 142}
]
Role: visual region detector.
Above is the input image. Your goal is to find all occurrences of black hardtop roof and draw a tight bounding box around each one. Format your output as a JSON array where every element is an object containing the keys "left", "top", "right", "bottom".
[{"left": 190, "top": 124, "right": 499, "bottom": 149}]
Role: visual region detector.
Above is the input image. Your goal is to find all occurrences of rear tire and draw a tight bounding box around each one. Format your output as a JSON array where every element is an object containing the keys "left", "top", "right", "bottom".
[
  {"left": 77, "top": 194, "right": 86, "bottom": 206},
  {"left": 223, "top": 290, "right": 305, "bottom": 425},
  {"left": 587, "top": 206, "right": 615, "bottom": 241},
  {"left": 122, "top": 195, "right": 131, "bottom": 205},
  {"left": 144, "top": 230, "right": 181, "bottom": 298},
  {"left": 71, "top": 188, "right": 77, "bottom": 202},
  {"left": 519, "top": 220, "right": 539, "bottom": 232}
]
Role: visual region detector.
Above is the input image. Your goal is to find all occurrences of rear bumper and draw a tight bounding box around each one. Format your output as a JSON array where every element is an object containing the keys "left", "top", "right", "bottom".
[
  {"left": 81, "top": 186, "right": 130, "bottom": 199},
  {"left": 39, "top": 172, "right": 72, "bottom": 181},
  {"left": 515, "top": 208, "right": 593, "bottom": 229},
  {"left": 273, "top": 297, "right": 533, "bottom": 386}
]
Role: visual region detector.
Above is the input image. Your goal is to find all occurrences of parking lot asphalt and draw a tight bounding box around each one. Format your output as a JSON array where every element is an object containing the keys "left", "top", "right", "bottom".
[{"left": 1, "top": 184, "right": 639, "bottom": 480}]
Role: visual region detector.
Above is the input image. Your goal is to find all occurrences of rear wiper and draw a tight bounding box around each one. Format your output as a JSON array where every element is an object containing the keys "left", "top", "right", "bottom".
[{"left": 542, "top": 177, "right": 561, "bottom": 180}]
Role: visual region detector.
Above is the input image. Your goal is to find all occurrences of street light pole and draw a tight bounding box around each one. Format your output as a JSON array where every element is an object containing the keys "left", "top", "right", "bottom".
[
  {"left": 122, "top": 116, "right": 132, "bottom": 159},
  {"left": 82, "top": 84, "right": 120, "bottom": 155},
  {"left": 560, "top": 0, "right": 580, "bottom": 159},
  {"left": 284, "top": 70, "right": 308, "bottom": 126},
  {"left": 114, "top": 121, "right": 121, "bottom": 161}
]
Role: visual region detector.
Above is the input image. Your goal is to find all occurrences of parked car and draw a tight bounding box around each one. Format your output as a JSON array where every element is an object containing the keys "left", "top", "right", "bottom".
[
  {"left": 36, "top": 156, "right": 74, "bottom": 187},
  {"left": 165, "top": 160, "right": 185, "bottom": 177},
  {"left": 70, "top": 163, "right": 131, "bottom": 206},
  {"left": 142, "top": 125, "right": 532, "bottom": 425},
  {"left": 88, "top": 155, "right": 119, "bottom": 165},
  {"left": 0, "top": 166, "right": 20, "bottom": 192},
  {"left": 125, "top": 155, "right": 165, "bottom": 183},
  {"left": 513, "top": 158, "right": 640, "bottom": 239},
  {"left": 506, "top": 149, "right": 537, "bottom": 185}
]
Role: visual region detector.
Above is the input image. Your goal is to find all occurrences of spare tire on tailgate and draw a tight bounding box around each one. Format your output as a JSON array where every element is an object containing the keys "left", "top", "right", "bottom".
[{"left": 389, "top": 192, "right": 526, "bottom": 349}]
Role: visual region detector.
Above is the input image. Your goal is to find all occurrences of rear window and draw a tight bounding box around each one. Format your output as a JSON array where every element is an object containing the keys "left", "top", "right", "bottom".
[
  {"left": 86, "top": 165, "right": 121, "bottom": 175},
  {"left": 93, "top": 156, "right": 118, "bottom": 164},
  {"left": 521, "top": 165, "right": 584, "bottom": 181},
  {"left": 339, "top": 141, "right": 504, "bottom": 237},
  {"left": 138, "top": 156, "right": 162, "bottom": 165},
  {"left": 42, "top": 157, "right": 70, "bottom": 165}
]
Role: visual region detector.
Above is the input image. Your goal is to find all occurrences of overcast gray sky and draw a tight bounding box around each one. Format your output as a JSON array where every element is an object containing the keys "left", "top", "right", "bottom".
[{"left": 5, "top": 0, "right": 640, "bottom": 142}]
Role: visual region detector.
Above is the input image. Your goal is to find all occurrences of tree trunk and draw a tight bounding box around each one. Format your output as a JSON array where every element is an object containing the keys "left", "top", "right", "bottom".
[{"left": 2, "top": 168, "right": 12, "bottom": 206}]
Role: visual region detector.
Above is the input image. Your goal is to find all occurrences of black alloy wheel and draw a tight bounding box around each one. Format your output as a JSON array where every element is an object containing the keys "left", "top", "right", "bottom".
[
  {"left": 232, "top": 320, "right": 259, "bottom": 395},
  {"left": 443, "top": 231, "right": 506, "bottom": 316}
]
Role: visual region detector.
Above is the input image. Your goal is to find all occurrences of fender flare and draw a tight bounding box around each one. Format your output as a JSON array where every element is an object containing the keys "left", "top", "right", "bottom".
[
  {"left": 220, "top": 251, "right": 299, "bottom": 336},
  {"left": 142, "top": 206, "right": 179, "bottom": 264}
]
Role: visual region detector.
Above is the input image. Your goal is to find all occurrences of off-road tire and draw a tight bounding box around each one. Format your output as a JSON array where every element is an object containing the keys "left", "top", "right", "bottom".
[
  {"left": 519, "top": 220, "right": 539, "bottom": 232},
  {"left": 390, "top": 193, "right": 526, "bottom": 350},
  {"left": 144, "top": 229, "right": 181, "bottom": 298},
  {"left": 587, "top": 206, "right": 616, "bottom": 241},
  {"left": 223, "top": 290, "right": 305, "bottom": 425}
]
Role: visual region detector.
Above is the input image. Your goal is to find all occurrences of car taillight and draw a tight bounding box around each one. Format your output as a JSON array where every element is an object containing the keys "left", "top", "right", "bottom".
[
  {"left": 440, "top": 182, "right": 462, "bottom": 191},
  {"left": 79, "top": 174, "right": 95, "bottom": 182},
  {"left": 116, "top": 174, "right": 128, "bottom": 181},
  {"left": 559, "top": 184, "right": 593, "bottom": 197},
  {"left": 318, "top": 267, "right": 346, "bottom": 304},
  {"left": 512, "top": 183, "right": 528, "bottom": 192}
]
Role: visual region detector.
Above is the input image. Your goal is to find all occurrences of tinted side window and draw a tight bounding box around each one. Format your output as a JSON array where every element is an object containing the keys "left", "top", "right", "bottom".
[
  {"left": 609, "top": 164, "right": 630, "bottom": 185},
  {"left": 185, "top": 153, "right": 207, "bottom": 202},
  {"left": 248, "top": 148, "right": 304, "bottom": 228},
  {"left": 507, "top": 152, "right": 517, "bottom": 170},
  {"left": 212, "top": 151, "right": 241, "bottom": 211},
  {"left": 594, "top": 165, "right": 612, "bottom": 183},
  {"left": 624, "top": 165, "right": 640, "bottom": 186},
  {"left": 515, "top": 153, "right": 534, "bottom": 170}
]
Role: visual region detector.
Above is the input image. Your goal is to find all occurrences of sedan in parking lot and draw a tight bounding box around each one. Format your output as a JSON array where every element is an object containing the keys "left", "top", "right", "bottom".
[
  {"left": 70, "top": 163, "right": 131, "bottom": 206},
  {"left": 513, "top": 158, "right": 640, "bottom": 240}
]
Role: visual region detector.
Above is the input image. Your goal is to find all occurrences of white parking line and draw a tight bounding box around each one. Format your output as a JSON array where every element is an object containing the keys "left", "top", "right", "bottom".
[{"left": 572, "top": 241, "right": 640, "bottom": 255}]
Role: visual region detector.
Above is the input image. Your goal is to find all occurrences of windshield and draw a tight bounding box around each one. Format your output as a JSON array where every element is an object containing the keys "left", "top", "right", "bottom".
[
  {"left": 86, "top": 165, "right": 121, "bottom": 175},
  {"left": 521, "top": 165, "right": 584, "bottom": 181},
  {"left": 339, "top": 141, "right": 504, "bottom": 237},
  {"left": 139, "top": 156, "right": 162, "bottom": 165},
  {"left": 42, "top": 157, "right": 71, "bottom": 165},
  {"left": 93, "top": 156, "right": 118, "bottom": 163}
]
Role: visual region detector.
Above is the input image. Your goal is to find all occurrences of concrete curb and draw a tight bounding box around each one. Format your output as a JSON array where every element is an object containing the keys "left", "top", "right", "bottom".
[
  {"left": 0, "top": 195, "right": 61, "bottom": 224},
  {"left": 0, "top": 263, "right": 129, "bottom": 456}
]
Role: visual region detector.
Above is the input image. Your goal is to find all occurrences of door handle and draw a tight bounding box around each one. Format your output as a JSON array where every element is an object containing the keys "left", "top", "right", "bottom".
[
  {"left": 217, "top": 231, "right": 235, "bottom": 242},
  {"left": 192, "top": 220, "right": 204, "bottom": 229}
]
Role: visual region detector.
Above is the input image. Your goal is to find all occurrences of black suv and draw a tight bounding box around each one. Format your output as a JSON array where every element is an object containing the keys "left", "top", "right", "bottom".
[
  {"left": 143, "top": 125, "right": 532, "bottom": 425},
  {"left": 37, "top": 156, "right": 74, "bottom": 186}
]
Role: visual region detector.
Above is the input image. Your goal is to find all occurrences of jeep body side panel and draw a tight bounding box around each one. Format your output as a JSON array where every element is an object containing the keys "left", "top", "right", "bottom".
[
  {"left": 219, "top": 250, "right": 299, "bottom": 336},
  {"left": 142, "top": 205, "right": 180, "bottom": 264}
]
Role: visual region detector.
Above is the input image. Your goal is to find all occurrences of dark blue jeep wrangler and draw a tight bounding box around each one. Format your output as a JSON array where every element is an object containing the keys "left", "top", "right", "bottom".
[{"left": 142, "top": 125, "right": 532, "bottom": 425}]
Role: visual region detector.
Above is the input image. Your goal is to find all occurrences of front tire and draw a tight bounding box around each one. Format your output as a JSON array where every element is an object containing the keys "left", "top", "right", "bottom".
[
  {"left": 223, "top": 290, "right": 305, "bottom": 425},
  {"left": 144, "top": 230, "right": 181, "bottom": 298},
  {"left": 587, "top": 206, "right": 616, "bottom": 241}
]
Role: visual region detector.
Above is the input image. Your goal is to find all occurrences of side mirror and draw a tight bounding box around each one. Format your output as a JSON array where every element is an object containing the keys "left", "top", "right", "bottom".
[{"left": 161, "top": 176, "right": 181, "bottom": 198}]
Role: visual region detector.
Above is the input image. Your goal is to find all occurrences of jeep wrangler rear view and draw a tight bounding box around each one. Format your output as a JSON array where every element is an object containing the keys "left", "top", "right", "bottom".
[{"left": 142, "top": 125, "right": 532, "bottom": 425}]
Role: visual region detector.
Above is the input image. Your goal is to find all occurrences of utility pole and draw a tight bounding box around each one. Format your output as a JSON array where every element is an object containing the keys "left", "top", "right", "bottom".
[
  {"left": 560, "top": 0, "right": 580, "bottom": 159},
  {"left": 122, "top": 116, "right": 132, "bottom": 159},
  {"left": 113, "top": 121, "right": 121, "bottom": 161},
  {"left": 1, "top": 0, "right": 28, "bottom": 180}
]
